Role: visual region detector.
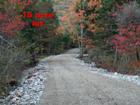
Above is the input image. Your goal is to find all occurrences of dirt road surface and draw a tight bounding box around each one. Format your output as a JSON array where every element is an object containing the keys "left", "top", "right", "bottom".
[{"left": 38, "top": 49, "right": 140, "bottom": 105}]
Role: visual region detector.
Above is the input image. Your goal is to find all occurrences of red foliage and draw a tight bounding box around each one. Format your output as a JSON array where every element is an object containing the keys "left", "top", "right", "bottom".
[
  {"left": 0, "top": 13, "right": 8, "bottom": 22},
  {"left": 9, "top": 0, "right": 31, "bottom": 5},
  {"left": 111, "top": 24, "right": 140, "bottom": 54},
  {"left": 0, "top": 13, "right": 26, "bottom": 37},
  {"left": 95, "top": 61, "right": 117, "bottom": 72}
]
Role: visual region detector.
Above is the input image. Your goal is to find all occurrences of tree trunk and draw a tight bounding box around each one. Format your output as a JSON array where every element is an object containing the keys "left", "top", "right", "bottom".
[
  {"left": 30, "top": 51, "right": 37, "bottom": 65},
  {"left": 136, "top": 48, "right": 140, "bottom": 61}
]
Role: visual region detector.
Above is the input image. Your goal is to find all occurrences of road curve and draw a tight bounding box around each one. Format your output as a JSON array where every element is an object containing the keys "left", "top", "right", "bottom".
[{"left": 38, "top": 51, "right": 140, "bottom": 105}]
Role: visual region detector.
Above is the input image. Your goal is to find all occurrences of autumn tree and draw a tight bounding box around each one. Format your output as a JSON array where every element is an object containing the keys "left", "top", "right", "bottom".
[
  {"left": 110, "top": 1, "right": 140, "bottom": 68},
  {"left": 0, "top": 0, "right": 29, "bottom": 96},
  {"left": 0, "top": 0, "right": 59, "bottom": 96}
]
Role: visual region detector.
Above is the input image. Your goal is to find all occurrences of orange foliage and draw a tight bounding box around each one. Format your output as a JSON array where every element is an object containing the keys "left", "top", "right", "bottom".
[
  {"left": 55, "top": 0, "right": 102, "bottom": 47},
  {"left": 88, "top": 0, "right": 102, "bottom": 9},
  {"left": 55, "top": 26, "right": 65, "bottom": 33},
  {"left": 60, "top": 16, "right": 67, "bottom": 22},
  {"left": 129, "top": 61, "right": 140, "bottom": 69}
]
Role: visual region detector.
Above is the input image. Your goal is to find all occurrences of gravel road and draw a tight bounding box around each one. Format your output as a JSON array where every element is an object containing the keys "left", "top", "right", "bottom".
[{"left": 38, "top": 50, "right": 140, "bottom": 105}]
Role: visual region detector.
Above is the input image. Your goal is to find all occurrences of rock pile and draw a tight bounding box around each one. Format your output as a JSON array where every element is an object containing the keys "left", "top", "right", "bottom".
[{"left": 2, "top": 61, "right": 48, "bottom": 105}]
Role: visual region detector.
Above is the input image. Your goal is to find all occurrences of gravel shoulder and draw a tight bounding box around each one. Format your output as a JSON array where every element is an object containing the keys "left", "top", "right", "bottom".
[{"left": 38, "top": 53, "right": 140, "bottom": 105}]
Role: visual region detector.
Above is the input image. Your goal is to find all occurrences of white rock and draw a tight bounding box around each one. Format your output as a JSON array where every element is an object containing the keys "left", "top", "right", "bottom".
[
  {"left": 114, "top": 72, "right": 118, "bottom": 76},
  {"left": 16, "top": 91, "right": 23, "bottom": 97},
  {"left": 3, "top": 60, "right": 47, "bottom": 105},
  {"left": 11, "top": 97, "right": 20, "bottom": 104}
]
